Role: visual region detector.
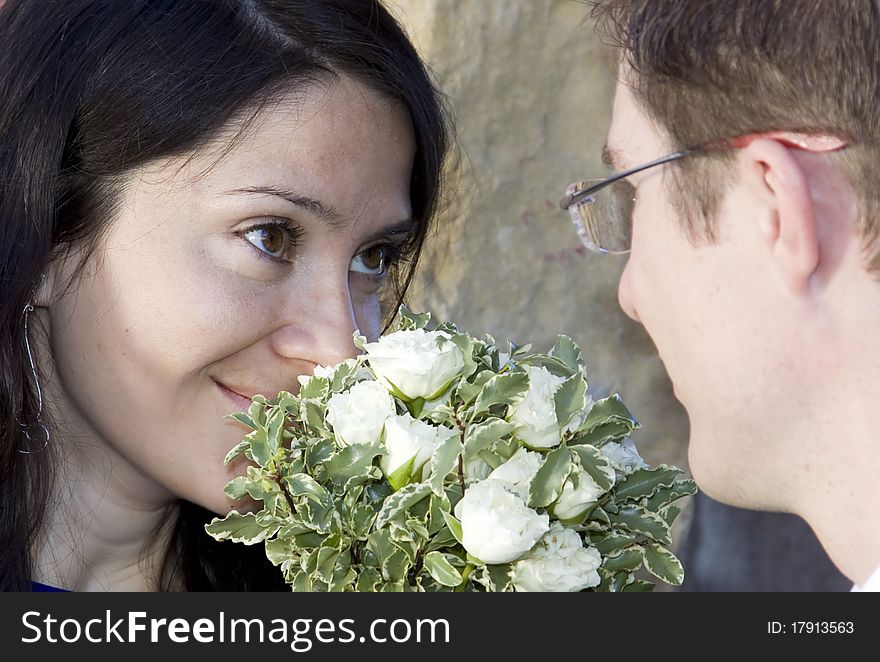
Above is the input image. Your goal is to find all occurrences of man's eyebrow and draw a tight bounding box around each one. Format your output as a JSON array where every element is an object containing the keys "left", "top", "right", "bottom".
[
  {"left": 602, "top": 143, "right": 623, "bottom": 170},
  {"left": 225, "top": 186, "right": 345, "bottom": 230}
]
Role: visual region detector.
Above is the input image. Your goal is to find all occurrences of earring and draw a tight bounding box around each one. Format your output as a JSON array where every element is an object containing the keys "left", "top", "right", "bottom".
[{"left": 18, "top": 283, "right": 50, "bottom": 455}]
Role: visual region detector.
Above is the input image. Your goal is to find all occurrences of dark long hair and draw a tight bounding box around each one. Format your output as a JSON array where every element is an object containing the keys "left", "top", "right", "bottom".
[{"left": 0, "top": 0, "right": 450, "bottom": 591}]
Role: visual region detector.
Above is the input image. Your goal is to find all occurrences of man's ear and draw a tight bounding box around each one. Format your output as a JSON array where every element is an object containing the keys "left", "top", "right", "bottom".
[{"left": 739, "top": 138, "right": 819, "bottom": 295}]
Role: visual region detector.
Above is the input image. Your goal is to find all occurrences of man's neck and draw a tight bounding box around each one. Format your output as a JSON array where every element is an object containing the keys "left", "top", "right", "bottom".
[{"left": 794, "top": 371, "right": 880, "bottom": 586}]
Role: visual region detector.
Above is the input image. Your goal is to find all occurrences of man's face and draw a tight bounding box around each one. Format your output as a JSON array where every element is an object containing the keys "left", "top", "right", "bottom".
[{"left": 608, "top": 79, "right": 803, "bottom": 508}]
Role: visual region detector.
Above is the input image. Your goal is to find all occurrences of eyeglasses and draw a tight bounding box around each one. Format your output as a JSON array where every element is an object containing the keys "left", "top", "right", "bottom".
[{"left": 559, "top": 132, "right": 848, "bottom": 255}]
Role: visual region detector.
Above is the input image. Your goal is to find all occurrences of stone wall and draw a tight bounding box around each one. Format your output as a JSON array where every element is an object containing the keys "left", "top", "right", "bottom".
[
  {"left": 391, "top": 0, "right": 689, "bottom": 478},
  {"left": 391, "top": 0, "right": 848, "bottom": 591}
]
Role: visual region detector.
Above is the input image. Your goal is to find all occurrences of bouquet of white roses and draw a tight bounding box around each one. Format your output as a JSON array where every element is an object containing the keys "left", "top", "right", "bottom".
[{"left": 206, "top": 307, "right": 695, "bottom": 592}]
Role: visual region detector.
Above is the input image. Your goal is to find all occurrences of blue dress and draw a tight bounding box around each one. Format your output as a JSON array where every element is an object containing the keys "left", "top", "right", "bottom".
[{"left": 31, "top": 581, "right": 68, "bottom": 592}]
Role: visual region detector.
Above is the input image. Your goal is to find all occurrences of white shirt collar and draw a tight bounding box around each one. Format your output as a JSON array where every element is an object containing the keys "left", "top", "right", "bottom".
[{"left": 851, "top": 565, "right": 880, "bottom": 592}]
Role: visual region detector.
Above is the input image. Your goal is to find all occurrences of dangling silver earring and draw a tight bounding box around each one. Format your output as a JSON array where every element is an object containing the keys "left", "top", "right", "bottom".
[{"left": 18, "top": 282, "right": 50, "bottom": 455}]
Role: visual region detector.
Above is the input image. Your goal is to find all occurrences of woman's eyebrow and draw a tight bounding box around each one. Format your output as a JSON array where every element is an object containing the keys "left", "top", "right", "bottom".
[
  {"left": 360, "top": 219, "right": 417, "bottom": 245},
  {"left": 225, "top": 185, "right": 346, "bottom": 230}
]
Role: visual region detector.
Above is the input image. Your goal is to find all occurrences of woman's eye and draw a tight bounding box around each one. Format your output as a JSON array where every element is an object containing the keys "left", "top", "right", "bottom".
[
  {"left": 350, "top": 245, "right": 388, "bottom": 276},
  {"left": 243, "top": 225, "right": 289, "bottom": 260}
]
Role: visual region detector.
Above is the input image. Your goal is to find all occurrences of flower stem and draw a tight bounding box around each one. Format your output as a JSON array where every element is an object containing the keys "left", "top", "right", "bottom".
[{"left": 455, "top": 564, "right": 474, "bottom": 592}]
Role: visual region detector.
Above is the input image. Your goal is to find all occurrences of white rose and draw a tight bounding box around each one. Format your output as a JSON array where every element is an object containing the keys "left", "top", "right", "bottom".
[
  {"left": 600, "top": 438, "right": 649, "bottom": 475},
  {"left": 454, "top": 480, "right": 549, "bottom": 564},
  {"left": 552, "top": 468, "right": 605, "bottom": 521},
  {"left": 363, "top": 329, "right": 465, "bottom": 400},
  {"left": 380, "top": 413, "right": 456, "bottom": 483},
  {"left": 508, "top": 366, "right": 566, "bottom": 449},
  {"left": 485, "top": 447, "right": 543, "bottom": 502},
  {"left": 513, "top": 523, "right": 602, "bottom": 592},
  {"left": 325, "top": 380, "right": 395, "bottom": 446}
]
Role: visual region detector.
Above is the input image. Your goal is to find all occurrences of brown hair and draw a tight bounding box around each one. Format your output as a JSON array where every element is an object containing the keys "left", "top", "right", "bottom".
[{"left": 593, "top": 0, "right": 880, "bottom": 266}]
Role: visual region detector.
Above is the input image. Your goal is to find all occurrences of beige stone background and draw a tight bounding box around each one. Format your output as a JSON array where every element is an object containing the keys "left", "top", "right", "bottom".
[
  {"left": 391, "top": 0, "right": 691, "bottom": 526},
  {"left": 388, "top": 0, "right": 851, "bottom": 591}
]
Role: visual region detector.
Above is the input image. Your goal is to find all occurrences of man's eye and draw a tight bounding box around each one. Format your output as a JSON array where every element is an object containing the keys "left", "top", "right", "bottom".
[
  {"left": 243, "top": 225, "right": 290, "bottom": 259},
  {"left": 350, "top": 245, "right": 388, "bottom": 276}
]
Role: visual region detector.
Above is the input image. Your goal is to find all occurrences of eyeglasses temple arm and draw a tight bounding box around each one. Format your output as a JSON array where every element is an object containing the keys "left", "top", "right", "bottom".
[{"left": 559, "top": 149, "right": 694, "bottom": 209}]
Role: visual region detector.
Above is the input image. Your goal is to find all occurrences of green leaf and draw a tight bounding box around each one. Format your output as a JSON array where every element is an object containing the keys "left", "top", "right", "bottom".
[
  {"left": 645, "top": 479, "right": 698, "bottom": 511},
  {"left": 427, "top": 492, "right": 452, "bottom": 535},
  {"left": 448, "top": 333, "right": 479, "bottom": 381},
  {"left": 528, "top": 445, "right": 573, "bottom": 508},
  {"left": 314, "top": 546, "right": 341, "bottom": 584},
  {"left": 330, "top": 359, "right": 358, "bottom": 393},
  {"left": 328, "top": 565, "right": 357, "bottom": 592},
  {"left": 441, "top": 511, "right": 464, "bottom": 545},
  {"left": 456, "top": 370, "right": 495, "bottom": 406},
  {"left": 299, "top": 375, "right": 330, "bottom": 400},
  {"left": 611, "top": 571, "right": 634, "bottom": 592},
  {"left": 428, "top": 435, "right": 462, "bottom": 496},
  {"left": 263, "top": 538, "right": 291, "bottom": 566},
  {"left": 387, "top": 453, "right": 418, "bottom": 492},
  {"left": 607, "top": 505, "right": 671, "bottom": 544},
  {"left": 483, "top": 564, "right": 514, "bottom": 592},
  {"left": 549, "top": 334, "right": 584, "bottom": 374},
  {"left": 282, "top": 473, "right": 331, "bottom": 505},
  {"left": 248, "top": 397, "right": 268, "bottom": 427},
  {"left": 463, "top": 418, "right": 514, "bottom": 460},
  {"left": 374, "top": 482, "right": 432, "bottom": 530},
  {"left": 302, "top": 400, "right": 327, "bottom": 436},
  {"left": 661, "top": 505, "right": 681, "bottom": 527},
  {"left": 264, "top": 405, "right": 286, "bottom": 452},
  {"left": 204, "top": 511, "right": 274, "bottom": 545},
  {"left": 424, "top": 551, "right": 463, "bottom": 587},
  {"left": 351, "top": 503, "right": 378, "bottom": 538},
  {"left": 602, "top": 546, "right": 644, "bottom": 573},
  {"left": 590, "top": 532, "right": 641, "bottom": 556},
  {"left": 223, "top": 476, "right": 249, "bottom": 501},
  {"left": 643, "top": 543, "right": 685, "bottom": 586},
  {"left": 398, "top": 305, "right": 431, "bottom": 330},
  {"left": 226, "top": 412, "right": 256, "bottom": 430},
  {"left": 579, "top": 394, "right": 639, "bottom": 434},
  {"left": 554, "top": 373, "right": 587, "bottom": 430},
  {"left": 223, "top": 438, "right": 252, "bottom": 465},
  {"left": 622, "top": 580, "right": 655, "bottom": 592},
  {"left": 356, "top": 567, "right": 382, "bottom": 592},
  {"left": 291, "top": 571, "right": 313, "bottom": 592},
  {"left": 326, "top": 442, "right": 385, "bottom": 487},
  {"left": 472, "top": 371, "right": 530, "bottom": 418},
  {"left": 571, "top": 421, "right": 634, "bottom": 447},
  {"left": 571, "top": 445, "right": 616, "bottom": 492},
  {"left": 305, "top": 438, "right": 336, "bottom": 469},
  {"left": 382, "top": 549, "right": 411, "bottom": 583},
  {"left": 517, "top": 354, "right": 573, "bottom": 378},
  {"left": 247, "top": 428, "right": 272, "bottom": 468},
  {"left": 614, "top": 465, "right": 682, "bottom": 502}
]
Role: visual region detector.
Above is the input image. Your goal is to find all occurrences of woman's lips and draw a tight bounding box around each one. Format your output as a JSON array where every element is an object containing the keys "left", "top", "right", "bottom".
[{"left": 214, "top": 380, "right": 253, "bottom": 411}]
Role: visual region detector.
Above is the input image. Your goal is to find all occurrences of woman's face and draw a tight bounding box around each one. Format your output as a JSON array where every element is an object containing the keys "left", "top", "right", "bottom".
[{"left": 43, "top": 76, "right": 417, "bottom": 514}]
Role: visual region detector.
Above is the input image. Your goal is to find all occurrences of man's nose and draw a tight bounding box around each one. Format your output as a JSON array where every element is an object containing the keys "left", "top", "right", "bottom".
[{"left": 617, "top": 260, "right": 641, "bottom": 323}]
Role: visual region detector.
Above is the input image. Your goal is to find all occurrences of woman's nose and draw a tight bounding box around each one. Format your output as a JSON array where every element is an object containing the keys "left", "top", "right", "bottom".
[{"left": 269, "top": 280, "right": 360, "bottom": 369}]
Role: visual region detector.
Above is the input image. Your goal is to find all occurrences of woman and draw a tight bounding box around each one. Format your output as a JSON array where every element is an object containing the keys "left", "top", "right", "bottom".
[{"left": 0, "top": 0, "right": 450, "bottom": 591}]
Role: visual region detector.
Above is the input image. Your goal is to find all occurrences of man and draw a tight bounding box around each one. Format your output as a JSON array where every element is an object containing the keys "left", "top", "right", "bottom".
[{"left": 560, "top": 0, "right": 880, "bottom": 590}]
